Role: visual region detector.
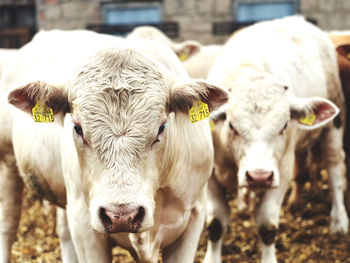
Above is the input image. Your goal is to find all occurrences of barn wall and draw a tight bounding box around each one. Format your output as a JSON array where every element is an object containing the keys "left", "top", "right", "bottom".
[{"left": 30, "top": 0, "right": 350, "bottom": 44}]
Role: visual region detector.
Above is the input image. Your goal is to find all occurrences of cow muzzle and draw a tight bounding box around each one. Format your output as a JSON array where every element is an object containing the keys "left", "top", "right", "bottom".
[
  {"left": 245, "top": 169, "right": 274, "bottom": 188},
  {"left": 99, "top": 204, "right": 145, "bottom": 234}
]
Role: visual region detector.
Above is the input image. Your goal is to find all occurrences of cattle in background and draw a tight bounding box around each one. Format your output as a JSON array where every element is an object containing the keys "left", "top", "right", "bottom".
[
  {"left": 328, "top": 31, "right": 350, "bottom": 216},
  {"left": 128, "top": 26, "right": 201, "bottom": 62},
  {"left": 204, "top": 16, "right": 349, "bottom": 263},
  {"left": 0, "top": 29, "right": 229, "bottom": 262},
  {"left": 128, "top": 26, "right": 227, "bottom": 80},
  {"left": 0, "top": 48, "right": 20, "bottom": 263},
  {"left": 182, "top": 45, "right": 223, "bottom": 79},
  {"left": 289, "top": 31, "right": 350, "bottom": 218}
]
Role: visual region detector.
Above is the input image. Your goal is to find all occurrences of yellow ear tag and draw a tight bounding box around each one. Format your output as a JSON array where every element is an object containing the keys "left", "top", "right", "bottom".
[
  {"left": 32, "top": 100, "right": 54, "bottom": 123},
  {"left": 189, "top": 100, "right": 210, "bottom": 123},
  {"left": 178, "top": 52, "right": 188, "bottom": 61},
  {"left": 210, "top": 120, "right": 215, "bottom": 131},
  {"left": 299, "top": 113, "right": 316, "bottom": 126},
  {"left": 347, "top": 53, "right": 350, "bottom": 60}
]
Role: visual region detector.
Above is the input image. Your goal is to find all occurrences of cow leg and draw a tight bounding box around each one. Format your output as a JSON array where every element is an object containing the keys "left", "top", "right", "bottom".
[
  {"left": 287, "top": 150, "right": 311, "bottom": 210},
  {"left": 56, "top": 207, "right": 78, "bottom": 263},
  {"left": 66, "top": 195, "right": 111, "bottom": 263},
  {"left": 203, "top": 176, "right": 230, "bottom": 263},
  {"left": 322, "top": 127, "right": 349, "bottom": 234},
  {"left": 346, "top": 165, "right": 350, "bottom": 217},
  {"left": 162, "top": 187, "right": 207, "bottom": 263},
  {"left": 255, "top": 154, "right": 294, "bottom": 263},
  {"left": 237, "top": 187, "right": 249, "bottom": 211},
  {"left": 42, "top": 200, "right": 56, "bottom": 216},
  {"left": 0, "top": 153, "right": 23, "bottom": 263}
]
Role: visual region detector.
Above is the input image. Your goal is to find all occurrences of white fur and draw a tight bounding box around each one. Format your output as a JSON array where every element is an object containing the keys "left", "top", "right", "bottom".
[
  {"left": 206, "top": 16, "right": 349, "bottom": 263},
  {"left": 182, "top": 45, "right": 224, "bottom": 79},
  {"left": 0, "top": 29, "right": 226, "bottom": 263}
]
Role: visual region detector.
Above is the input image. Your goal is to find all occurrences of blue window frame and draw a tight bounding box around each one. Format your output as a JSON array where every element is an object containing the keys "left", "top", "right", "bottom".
[
  {"left": 103, "top": 4, "right": 162, "bottom": 25},
  {"left": 235, "top": 1, "right": 298, "bottom": 23}
]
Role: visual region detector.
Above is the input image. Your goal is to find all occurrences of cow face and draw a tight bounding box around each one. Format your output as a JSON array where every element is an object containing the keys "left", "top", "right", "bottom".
[
  {"left": 218, "top": 70, "right": 339, "bottom": 189},
  {"left": 8, "top": 47, "right": 228, "bottom": 234}
]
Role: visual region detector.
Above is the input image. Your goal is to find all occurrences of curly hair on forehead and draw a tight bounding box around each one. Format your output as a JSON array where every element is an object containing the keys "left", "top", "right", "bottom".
[{"left": 69, "top": 47, "right": 171, "bottom": 168}]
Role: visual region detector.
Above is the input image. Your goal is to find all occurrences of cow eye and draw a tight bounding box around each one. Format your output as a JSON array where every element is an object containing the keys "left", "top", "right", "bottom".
[
  {"left": 158, "top": 123, "right": 165, "bottom": 135},
  {"left": 153, "top": 122, "right": 167, "bottom": 144},
  {"left": 74, "top": 123, "right": 83, "bottom": 137},
  {"left": 279, "top": 122, "right": 288, "bottom": 135},
  {"left": 229, "top": 122, "right": 239, "bottom": 136}
]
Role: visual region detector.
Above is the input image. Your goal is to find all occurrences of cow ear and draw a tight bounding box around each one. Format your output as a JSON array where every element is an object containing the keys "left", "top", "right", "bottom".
[
  {"left": 336, "top": 45, "right": 350, "bottom": 73},
  {"left": 169, "top": 80, "right": 229, "bottom": 113},
  {"left": 8, "top": 81, "right": 70, "bottom": 125},
  {"left": 290, "top": 96, "right": 339, "bottom": 130},
  {"left": 173, "top": 40, "right": 201, "bottom": 61}
]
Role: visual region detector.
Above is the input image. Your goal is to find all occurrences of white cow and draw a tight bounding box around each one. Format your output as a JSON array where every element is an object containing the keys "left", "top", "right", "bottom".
[
  {"left": 182, "top": 45, "right": 223, "bottom": 79},
  {"left": 128, "top": 26, "right": 201, "bottom": 62},
  {"left": 0, "top": 49, "right": 16, "bottom": 79},
  {"left": 0, "top": 29, "right": 229, "bottom": 262},
  {"left": 128, "top": 26, "right": 224, "bottom": 80},
  {"left": 0, "top": 29, "right": 125, "bottom": 263},
  {"left": 0, "top": 48, "right": 21, "bottom": 263},
  {"left": 204, "top": 16, "right": 349, "bottom": 263}
]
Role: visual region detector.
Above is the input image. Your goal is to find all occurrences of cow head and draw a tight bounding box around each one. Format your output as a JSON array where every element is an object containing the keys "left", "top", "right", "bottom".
[
  {"left": 214, "top": 69, "right": 338, "bottom": 189},
  {"left": 8, "top": 47, "right": 228, "bottom": 234}
]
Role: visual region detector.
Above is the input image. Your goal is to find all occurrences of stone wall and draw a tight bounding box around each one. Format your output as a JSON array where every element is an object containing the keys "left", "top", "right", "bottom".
[
  {"left": 163, "top": 0, "right": 232, "bottom": 44},
  {"left": 35, "top": 0, "right": 101, "bottom": 30},
  {"left": 300, "top": 0, "right": 350, "bottom": 31},
  {"left": 34, "top": 0, "right": 350, "bottom": 45}
]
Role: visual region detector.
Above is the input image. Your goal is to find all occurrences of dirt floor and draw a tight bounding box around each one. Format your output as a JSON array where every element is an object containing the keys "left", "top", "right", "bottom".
[{"left": 11, "top": 172, "right": 350, "bottom": 263}]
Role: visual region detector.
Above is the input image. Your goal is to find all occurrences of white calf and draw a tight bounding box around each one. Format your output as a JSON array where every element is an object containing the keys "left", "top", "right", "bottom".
[
  {"left": 182, "top": 45, "right": 223, "bottom": 79},
  {"left": 2, "top": 29, "right": 229, "bottom": 262},
  {"left": 128, "top": 25, "right": 201, "bottom": 62},
  {"left": 204, "top": 16, "right": 348, "bottom": 263},
  {"left": 0, "top": 29, "right": 125, "bottom": 263}
]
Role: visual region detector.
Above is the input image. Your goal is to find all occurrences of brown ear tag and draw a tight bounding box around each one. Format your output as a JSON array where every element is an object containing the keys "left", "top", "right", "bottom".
[
  {"left": 32, "top": 100, "right": 54, "bottom": 123},
  {"left": 189, "top": 100, "right": 210, "bottom": 123},
  {"left": 299, "top": 112, "right": 316, "bottom": 126}
]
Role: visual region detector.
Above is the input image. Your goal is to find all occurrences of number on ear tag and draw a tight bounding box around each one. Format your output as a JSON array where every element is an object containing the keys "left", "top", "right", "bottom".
[
  {"left": 189, "top": 100, "right": 210, "bottom": 123},
  {"left": 299, "top": 113, "right": 316, "bottom": 126},
  {"left": 32, "top": 100, "right": 54, "bottom": 123}
]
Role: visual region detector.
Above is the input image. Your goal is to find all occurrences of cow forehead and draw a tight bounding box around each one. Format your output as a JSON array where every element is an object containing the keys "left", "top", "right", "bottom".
[
  {"left": 72, "top": 46, "right": 169, "bottom": 120},
  {"left": 81, "top": 88, "right": 166, "bottom": 132},
  {"left": 72, "top": 46, "right": 169, "bottom": 94},
  {"left": 71, "top": 47, "right": 170, "bottom": 167},
  {"left": 227, "top": 77, "right": 290, "bottom": 136}
]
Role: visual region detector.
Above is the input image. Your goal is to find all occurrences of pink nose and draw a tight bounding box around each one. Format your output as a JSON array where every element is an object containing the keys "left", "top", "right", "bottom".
[
  {"left": 246, "top": 170, "right": 274, "bottom": 188},
  {"left": 99, "top": 204, "right": 145, "bottom": 234}
]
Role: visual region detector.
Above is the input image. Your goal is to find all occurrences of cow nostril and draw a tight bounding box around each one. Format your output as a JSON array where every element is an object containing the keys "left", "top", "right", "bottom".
[
  {"left": 246, "top": 170, "right": 274, "bottom": 187},
  {"left": 246, "top": 171, "right": 254, "bottom": 184},
  {"left": 132, "top": 206, "right": 145, "bottom": 231},
  {"left": 99, "top": 207, "right": 112, "bottom": 230},
  {"left": 267, "top": 173, "right": 274, "bottom": 185},
  {"left": 99, "top": 205, "right": 146, "bottom": 233}
]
